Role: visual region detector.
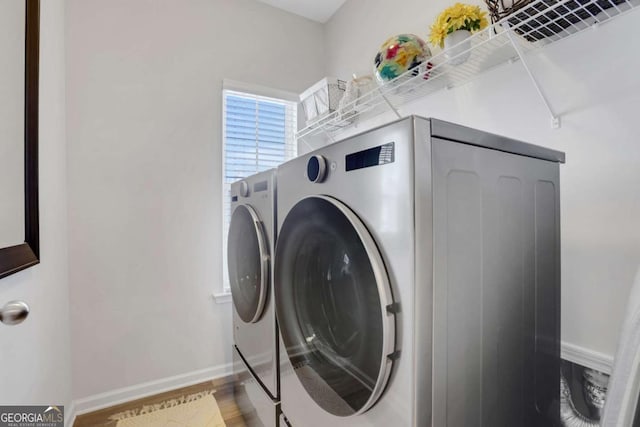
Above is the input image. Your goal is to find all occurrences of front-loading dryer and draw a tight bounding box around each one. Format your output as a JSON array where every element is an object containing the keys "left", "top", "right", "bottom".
[
  {"left": 274, "top": 116, "right": 565, "bottom": 426},
  {"left": 228, "top": 168, "right": 278, "bottom": 406}
]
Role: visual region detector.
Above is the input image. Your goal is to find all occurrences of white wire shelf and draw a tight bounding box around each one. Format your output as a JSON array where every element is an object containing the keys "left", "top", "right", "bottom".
[{"left": 297, "top": 0, "right": 639, "bottom": 139}]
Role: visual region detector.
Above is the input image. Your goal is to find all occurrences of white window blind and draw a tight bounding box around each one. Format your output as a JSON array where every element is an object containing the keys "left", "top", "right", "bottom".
[{"left": 222, "top": 88, "right": 297, "bottom": 291}]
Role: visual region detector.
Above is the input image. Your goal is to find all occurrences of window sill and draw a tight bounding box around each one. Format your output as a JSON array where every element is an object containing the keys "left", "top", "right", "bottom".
[{"left": 212, "top": 292, "right": 232, "bottom": 304}]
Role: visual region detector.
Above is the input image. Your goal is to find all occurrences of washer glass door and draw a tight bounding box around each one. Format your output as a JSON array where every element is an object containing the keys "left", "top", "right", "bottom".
[
  {"left": 275, "top": 196, "right": 395, "bottom": 417},
  {"left": 228, "top": 204, "right": 269, "bottom": 323}
]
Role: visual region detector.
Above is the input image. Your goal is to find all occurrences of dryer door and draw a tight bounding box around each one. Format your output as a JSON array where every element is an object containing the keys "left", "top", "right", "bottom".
[
  {"left": 275, "top": 196, "right": 396, "bottom": 417},
  {"left": 228, "top": 204, "right": 270, "bottom": 324}
]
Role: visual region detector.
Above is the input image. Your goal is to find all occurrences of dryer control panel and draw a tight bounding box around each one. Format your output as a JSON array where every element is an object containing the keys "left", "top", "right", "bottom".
[{"left": 345, "top": 142, "right": 395, "bottom": 172}]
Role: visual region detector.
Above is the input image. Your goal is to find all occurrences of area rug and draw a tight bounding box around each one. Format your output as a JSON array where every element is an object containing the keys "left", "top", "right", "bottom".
[{"left": 109, "top": 391, "right": 226, "bottom": 427}]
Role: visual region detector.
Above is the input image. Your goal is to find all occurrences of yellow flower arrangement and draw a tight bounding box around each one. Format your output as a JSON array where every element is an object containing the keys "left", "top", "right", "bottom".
[{"left": 429, "top": 3, "right": 489, "bottom": 48}]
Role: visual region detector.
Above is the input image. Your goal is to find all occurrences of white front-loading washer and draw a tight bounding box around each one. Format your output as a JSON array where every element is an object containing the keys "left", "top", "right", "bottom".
[
  {"left": 228, "top": 168, "right": 278, "bottom": 407},
  {"left": 274, "top": 116, "right": 564, "bottom": 426}
]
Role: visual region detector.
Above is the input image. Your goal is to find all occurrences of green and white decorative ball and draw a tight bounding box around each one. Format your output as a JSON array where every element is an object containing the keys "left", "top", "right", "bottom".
[{"left": 374, "top": 34, "right": 432, "bottom": 83}]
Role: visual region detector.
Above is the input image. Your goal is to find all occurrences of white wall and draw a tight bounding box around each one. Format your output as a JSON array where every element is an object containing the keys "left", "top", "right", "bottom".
[
  {"left": 65, "top": 0, "right": 325, "bottom": 400},
  {"left": 0, "top": 0, "right": 72, "bottom": 410},
  {"left": 324, "top": 0, "right": 640, "bottom": 360}
]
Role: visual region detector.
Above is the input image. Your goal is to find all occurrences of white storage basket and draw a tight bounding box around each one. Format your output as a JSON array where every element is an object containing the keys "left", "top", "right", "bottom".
[{"left": 300, "top": 77, "right": 346, "bottom": 125}]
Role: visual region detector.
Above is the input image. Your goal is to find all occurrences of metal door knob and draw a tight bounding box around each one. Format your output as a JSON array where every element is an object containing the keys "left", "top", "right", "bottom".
[{"left": 0, "top": 301, "right": 30, "bottom": 326}]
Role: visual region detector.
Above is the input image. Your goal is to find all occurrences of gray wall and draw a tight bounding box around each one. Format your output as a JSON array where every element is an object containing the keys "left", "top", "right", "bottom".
[{"left": 65, "top": 0, "right": 326, "bottom": 400}]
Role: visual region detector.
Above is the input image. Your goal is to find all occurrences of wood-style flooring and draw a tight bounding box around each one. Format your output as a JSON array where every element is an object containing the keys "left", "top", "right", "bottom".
[{"left": 73, "top": 376, "right": 245, "bottom": 427}]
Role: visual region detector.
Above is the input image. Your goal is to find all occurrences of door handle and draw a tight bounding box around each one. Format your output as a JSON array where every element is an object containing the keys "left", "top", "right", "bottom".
[{"left": 0, "top": 301, "right": 30, "bottom": 326}]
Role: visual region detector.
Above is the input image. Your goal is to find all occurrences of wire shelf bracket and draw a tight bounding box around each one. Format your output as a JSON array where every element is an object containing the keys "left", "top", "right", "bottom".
[
  {"left": 503, "top": 21, "right": 561, "bottom": 129},
  {"left": 379, "top": 89, "right": 402, "bottom": 120}
]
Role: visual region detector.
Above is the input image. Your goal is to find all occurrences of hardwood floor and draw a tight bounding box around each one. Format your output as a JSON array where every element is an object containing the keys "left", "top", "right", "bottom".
[{"left": 73, "top": 377, "right": 246, "bottom": 427}]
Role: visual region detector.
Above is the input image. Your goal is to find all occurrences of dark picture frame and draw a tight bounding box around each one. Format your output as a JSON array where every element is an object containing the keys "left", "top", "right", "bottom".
[{"left": 0, "top": 0, "right": 40, "bottom": 280}]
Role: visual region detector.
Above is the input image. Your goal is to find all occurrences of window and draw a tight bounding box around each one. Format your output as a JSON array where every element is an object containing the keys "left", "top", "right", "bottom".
[{"left": 221, "top": 86, "right": 297, "bottom": 294}]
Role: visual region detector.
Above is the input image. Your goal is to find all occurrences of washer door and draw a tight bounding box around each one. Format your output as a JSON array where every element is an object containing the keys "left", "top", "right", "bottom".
[
  {"left": 275, "top": 196, "right": 396, "bottom": 417},
  {"left": 228, "top": 204, "right": 270, "bottom": 324}
]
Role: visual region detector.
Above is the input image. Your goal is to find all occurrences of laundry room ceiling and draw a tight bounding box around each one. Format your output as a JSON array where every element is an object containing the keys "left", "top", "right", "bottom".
[{"left": 255, "top": 0, "right": 348, "bottom": 23}]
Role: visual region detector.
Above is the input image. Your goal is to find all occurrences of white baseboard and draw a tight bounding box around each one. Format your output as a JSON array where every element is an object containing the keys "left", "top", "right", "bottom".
[
  {"left": 68, "top": 363, "right": 233, "bottom": 425},
  {"left": 562, "top": 341, "right": 614, "bottom": 375}
]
